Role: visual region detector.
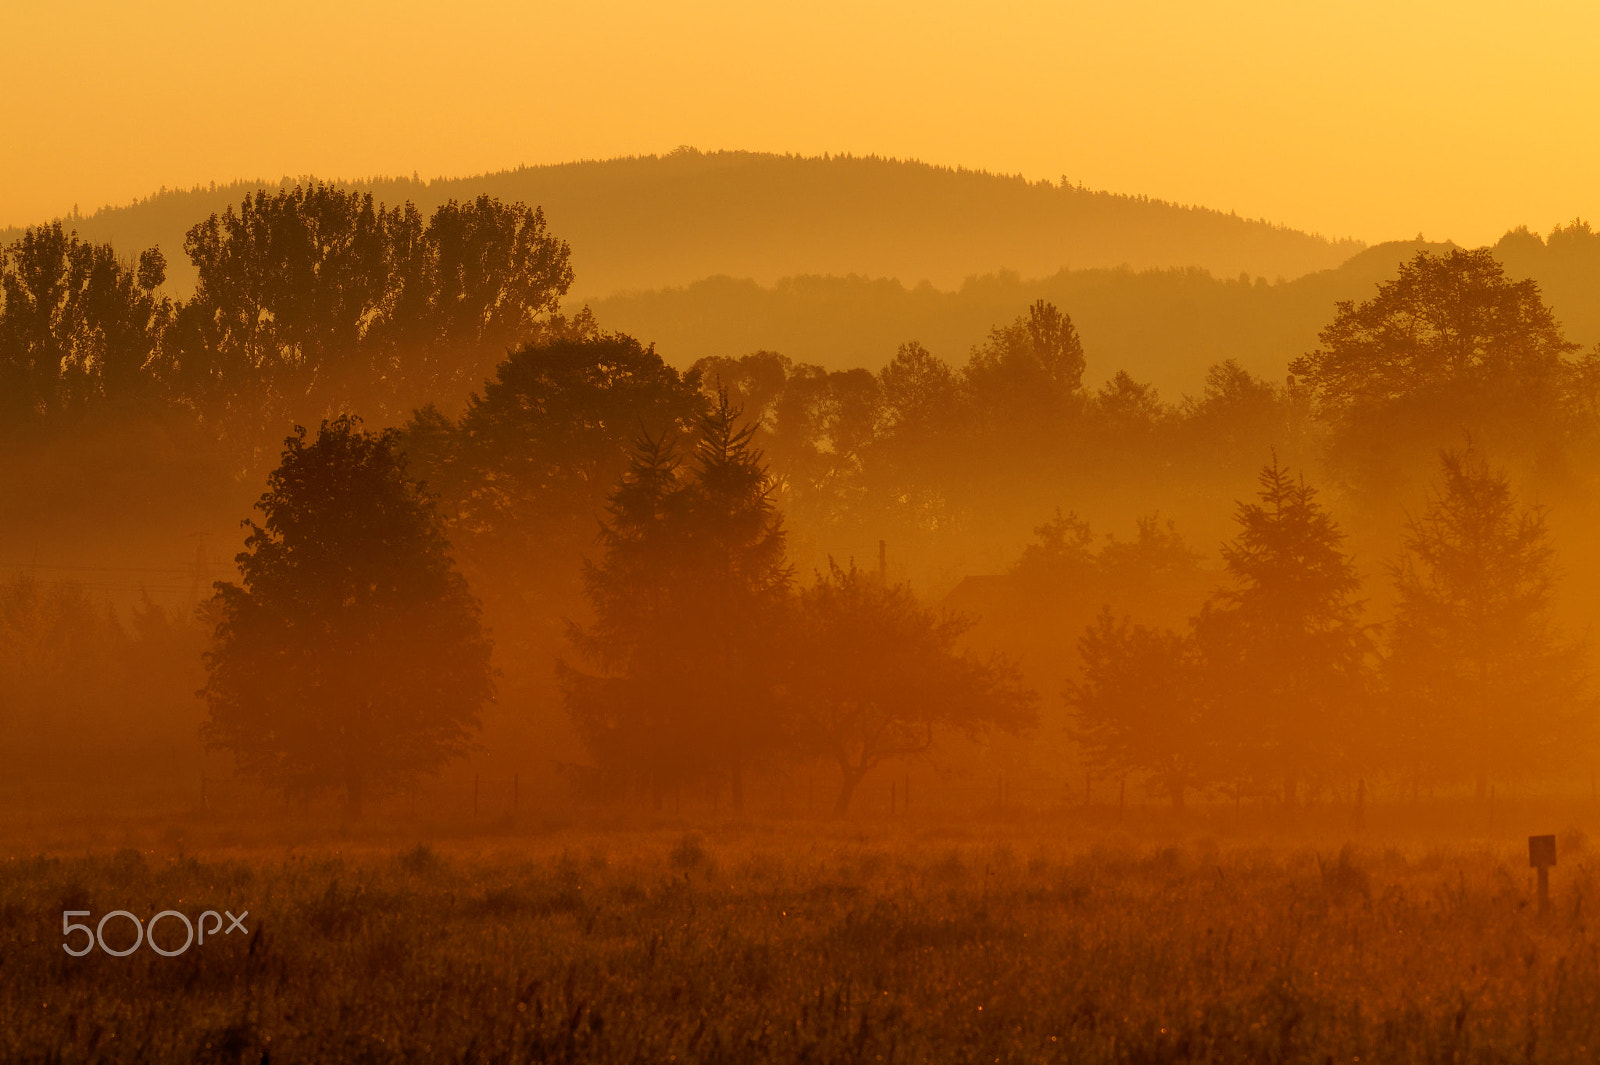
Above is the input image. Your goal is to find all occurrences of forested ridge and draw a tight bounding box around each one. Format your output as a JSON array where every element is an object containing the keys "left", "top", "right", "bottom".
[{"left": 2, "top": 149, "right": 1358, "bottom": 298}]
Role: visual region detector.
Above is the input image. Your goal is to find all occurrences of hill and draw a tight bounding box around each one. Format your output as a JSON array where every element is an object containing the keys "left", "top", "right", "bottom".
[
  {"left": 1, "top": 150, "right": 1362, "bottom": 299},
  {"left": 590, "top": 229, "right": 1600, "bottom": 397}
]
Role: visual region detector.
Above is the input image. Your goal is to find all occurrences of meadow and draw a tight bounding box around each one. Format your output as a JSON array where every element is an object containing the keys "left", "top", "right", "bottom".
[{"left": 4, "top": 798, "right": 1600, "bottom": 1064}]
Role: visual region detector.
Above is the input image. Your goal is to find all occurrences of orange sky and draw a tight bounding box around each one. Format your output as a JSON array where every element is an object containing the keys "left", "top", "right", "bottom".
[{"left": 5, "top": 0, "right": 1598, "bottom": 248}]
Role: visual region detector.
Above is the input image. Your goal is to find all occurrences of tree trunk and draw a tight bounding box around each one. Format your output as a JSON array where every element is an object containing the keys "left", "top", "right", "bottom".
[
  {"left": 730, "top": 758, "right": 745, "bottom": 814},
  {"left": 833, "top": 766, "right": 867, "bottom": 818}
]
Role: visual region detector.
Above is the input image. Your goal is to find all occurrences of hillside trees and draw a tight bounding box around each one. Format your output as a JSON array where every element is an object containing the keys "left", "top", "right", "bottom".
[{"left": 201, "top": 416, "right": 493, "bottom": 816}]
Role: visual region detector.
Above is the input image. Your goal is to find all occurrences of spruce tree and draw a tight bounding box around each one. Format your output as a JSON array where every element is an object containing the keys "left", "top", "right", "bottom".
[{"left": 1387, "top": 445, "right": 1591, "bottom": 794}]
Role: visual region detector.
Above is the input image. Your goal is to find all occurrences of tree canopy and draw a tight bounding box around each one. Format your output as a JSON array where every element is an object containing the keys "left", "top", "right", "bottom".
[{"left": 201, "top": 416, "right": 493, "bottom": 815}]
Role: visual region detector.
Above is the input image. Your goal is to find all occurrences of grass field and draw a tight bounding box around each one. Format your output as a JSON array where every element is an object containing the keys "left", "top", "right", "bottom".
[{"left": 5, "top": 808, "right": 1600, "bottom": 1063}]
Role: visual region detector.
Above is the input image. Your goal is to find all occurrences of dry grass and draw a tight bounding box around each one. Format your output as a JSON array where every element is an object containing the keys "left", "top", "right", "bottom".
[{"left": 5, "top": 818, "right": 1600, "bottom": 1063}]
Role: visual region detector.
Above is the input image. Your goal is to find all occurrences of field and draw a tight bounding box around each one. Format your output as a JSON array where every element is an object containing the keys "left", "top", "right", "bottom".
[{"left": 4, "top": 805, "right": 1600, "bottom": 1064}]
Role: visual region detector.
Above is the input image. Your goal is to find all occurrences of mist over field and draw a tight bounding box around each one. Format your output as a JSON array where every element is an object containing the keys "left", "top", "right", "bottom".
[{"left": 6, "top": 154, "right": 1600, "bottom": 1062}]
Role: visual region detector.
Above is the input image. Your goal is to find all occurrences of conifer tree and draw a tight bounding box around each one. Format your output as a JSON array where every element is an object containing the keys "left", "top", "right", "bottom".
[
  {"left": 1194, "top": 458, "right": 1370, "bottom": 801},
  {"left": 1387, "top": 445, "right": 1591, "bottom": 793}
]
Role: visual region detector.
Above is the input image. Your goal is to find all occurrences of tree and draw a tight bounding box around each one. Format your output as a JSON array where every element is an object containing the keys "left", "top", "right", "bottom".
[
  {"left": 1386, "top": 445, "right": 1591, "bottom": 793},
  {"left": 865, "top": 340, "right": 965, "bottom": 533},
  {"left": 1176, "top": 360, "right": 1293, "bottom": 470},
  {"left": 166, "top": 183, "right": 573, "bottom": 451},
  {"left": 677, "top": 392, "right": 794, "bottom": 809},
  {"left": 561, "top": 430, "right": 695, "bottom": 802},
  {"left": 963, "top": 299, "right": 1086, "bottom": 433},
  {"left": 413, "top": 327, "right": 703, "bottom": 621},
  {"left": 201, "top": 416, "right": 493, "bottom": 816},
  {"left": 789, "top": 561, "right": 1036, "bottom": 816},
  {"left": 1068, "top": 611, "right": 1205, "bottom": 809},
  {"left": 563, "top": 393, "right": 791, "bottom": 811},
  {"left": 1289, "top": 249, "right": 1578, "bottom": 490},
  {"left": 0, "top": 222, "right": 170, "bottom": 427},
  {"left": 1194, "top": 459, "right": 1370, "bottom": 801}
]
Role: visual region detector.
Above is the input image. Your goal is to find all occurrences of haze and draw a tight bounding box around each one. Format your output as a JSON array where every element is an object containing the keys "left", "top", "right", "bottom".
[{"left": 6, "top": 0, "right": 1598, "bottom": 246}]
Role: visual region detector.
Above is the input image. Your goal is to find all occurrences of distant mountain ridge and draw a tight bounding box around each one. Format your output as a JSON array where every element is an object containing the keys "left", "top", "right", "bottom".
[{"left": 1, "top": 149, "right": 1363, "bottom": 298}]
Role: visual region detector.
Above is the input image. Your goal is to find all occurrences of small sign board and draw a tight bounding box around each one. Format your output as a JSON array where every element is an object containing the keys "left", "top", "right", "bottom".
[{"left": 1529, "top": 834, "right": 1557, "bottom": 868}]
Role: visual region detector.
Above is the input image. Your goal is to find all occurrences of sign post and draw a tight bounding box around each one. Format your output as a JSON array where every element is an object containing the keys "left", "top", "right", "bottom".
[{"left": 1529, "top": 834, "right": 1557, "bottom": 917}]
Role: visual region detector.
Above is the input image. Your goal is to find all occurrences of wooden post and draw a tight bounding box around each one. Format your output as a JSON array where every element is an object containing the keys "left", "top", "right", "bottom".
[
  {"left": 1530, "top": 834, "right": 1556, "bottom": 917},
  {"left": 200, "top": 772, "right": 207, "bottom": 812},
  {"left": 904, "top": 772, "right": 910, "bottom": 815},
  {"left": 878, "top": 540, "right": 887, "bottom": 584},
  {"left": 513, "top": 773, "right": 519, "bottom": 813},
  {"left": 1119, "top": 778, "right": 1125, "bottom": 820},
  {"left": 473, "top": 774, "right": 479, "bottom": 817},
  {"left": 891, "top": 781, "right": 897, "bottom": 815}
]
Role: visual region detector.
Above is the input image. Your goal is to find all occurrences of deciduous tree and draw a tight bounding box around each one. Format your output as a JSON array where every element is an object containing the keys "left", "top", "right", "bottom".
[
  {"left": 201, "top": 416, "right": 493, "bottom": 816},
  {"left": 790, "top": 561, "right": 1036, "bottom": 816}
]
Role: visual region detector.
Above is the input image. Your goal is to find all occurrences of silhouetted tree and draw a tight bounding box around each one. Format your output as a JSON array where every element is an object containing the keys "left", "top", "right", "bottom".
[
  {"left": 1090, "top": 370, "right": 1167, "bottom": 443},
  {"left": 166, "top": 184, "right": 572, "bottom": 452},
  {"left": 201, "top": 416, "right": 493, "bottom": 816},
  {"left": 680, "top": 392, "right": 794, "bottom": 809},
  {"left": 964, "top": 299, "right": 1086, "bottom": 433},
  {"left": 370, "top": 193, "right": 577, "bottom": 409},
  {"left": 407, "top": 326, "right": 703, "bottom": 622},
  {"left": 561, "top": 431, "right": 694, "bottom": 802},
  {"left": 563, "top": 394, "right": 790, "bottom": 810},
  {"left": 1176, "top": 360, "right": 1293, "bottom": 470},
  {"left": 1194, "top": 459, "right": 1370, "bottom": 802},
  {"left": 0, "top": 222, "right": 169, "bottom": 427},
  {"left": 789, "top": 561, "right": 1036, "bottom": 816},
  {"left": 1386, "top": 445, "right": 1591, "bottom": 794},
  {"left": 866, "top": 340, "right": 965, "bottom": 533},
  {"left": 1068, "top": 611, "right": 1206, "bottom": 809},
  {"left": 1290, "top": 249, "right": 1578, "bottom": 492}
]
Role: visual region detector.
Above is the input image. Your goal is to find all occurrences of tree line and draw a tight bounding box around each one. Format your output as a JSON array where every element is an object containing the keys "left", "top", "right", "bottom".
[
  {"left": 6, "top": 183, "right": 1600, "bottom": 815},
  {"left": 0, "top": 183, "right": 572, "bottom": 458}
]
